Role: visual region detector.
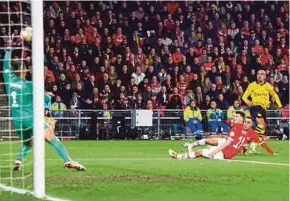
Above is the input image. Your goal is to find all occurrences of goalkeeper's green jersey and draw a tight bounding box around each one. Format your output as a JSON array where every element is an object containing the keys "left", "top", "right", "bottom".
[{"left": 3, "top": 49, "right": 50, "bottom": 123}]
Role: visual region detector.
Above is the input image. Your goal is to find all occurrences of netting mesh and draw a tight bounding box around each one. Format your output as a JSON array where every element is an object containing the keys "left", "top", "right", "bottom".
[{"left": 0, "top": 0, "right": 33, "bottom": 193}]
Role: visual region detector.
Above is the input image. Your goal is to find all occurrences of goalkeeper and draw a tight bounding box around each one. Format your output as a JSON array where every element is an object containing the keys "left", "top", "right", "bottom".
[{"left": 2, "top": 47, "right": 86, "bottom": 171}]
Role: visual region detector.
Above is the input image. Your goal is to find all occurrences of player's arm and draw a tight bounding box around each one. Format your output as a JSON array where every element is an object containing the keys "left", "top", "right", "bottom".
[
  {"left": 268, "top": 85, "right": 282, "bottom": 109},
  {"left": 207, "top": 137, "right": 233, "bottom": 158},
  {"left": 242, "top": 83, "right": 253, "bottom": 106},
  {"left": 2, "top": 49, "right": 17, "bottom": 84}
]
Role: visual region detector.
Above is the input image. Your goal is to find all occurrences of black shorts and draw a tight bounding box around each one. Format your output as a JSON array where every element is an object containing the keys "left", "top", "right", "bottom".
[{"left": 249, "top": 105, "right": 267, "bottom": 120}]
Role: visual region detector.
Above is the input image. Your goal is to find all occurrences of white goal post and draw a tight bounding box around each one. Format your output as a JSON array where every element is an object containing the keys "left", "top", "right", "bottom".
[
  {"left": 31, "top": 0, "right": 45, "bottom": 199},
  {"left": 0, "top": 0, "right": 46, "bottom": 199}
]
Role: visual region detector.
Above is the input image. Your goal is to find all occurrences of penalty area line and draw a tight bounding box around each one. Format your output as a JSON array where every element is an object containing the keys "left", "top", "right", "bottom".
[
  {"left": 0, "top": 182, "right": 71, "bottom": 201},
  {"left": 47, "top": 157, "right": 290, "bottom": 166}
]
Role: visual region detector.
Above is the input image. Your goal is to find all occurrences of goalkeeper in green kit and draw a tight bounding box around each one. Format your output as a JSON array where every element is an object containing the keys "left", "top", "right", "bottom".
[{"left": 2, "top": 44, "right": 86, "bottom": 171}]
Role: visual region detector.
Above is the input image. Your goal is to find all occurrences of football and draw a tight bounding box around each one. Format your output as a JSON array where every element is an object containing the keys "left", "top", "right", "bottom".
[{"left": 20, "top": 26, "right": 32, "bottom": 42}]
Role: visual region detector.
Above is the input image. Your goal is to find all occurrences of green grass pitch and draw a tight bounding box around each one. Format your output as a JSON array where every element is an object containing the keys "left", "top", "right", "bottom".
[{"left": 0, "top": 140, "right": 289, "bottom": 201}]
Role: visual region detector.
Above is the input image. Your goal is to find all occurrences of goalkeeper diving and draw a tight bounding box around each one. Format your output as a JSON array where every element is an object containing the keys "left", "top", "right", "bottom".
[{"left": 2, "top": 42, "right": 86, "bottom": 171}]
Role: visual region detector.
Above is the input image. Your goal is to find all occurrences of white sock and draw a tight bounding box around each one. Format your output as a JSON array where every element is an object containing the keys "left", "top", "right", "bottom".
[
  {"left": 177, "top": 154, "right": 183, "bottom": 159},
  {"left": 15, "top": 160, "right": 22, "bottom": 164},
  {"left": 250, "top": 142, "right": 257, "bottom": 152},
  {"left": 188, "top": 152, "right": 196, "bottom": 159},
  {"left": 197, "top": 139, "right": 206, "bottom": 146}
]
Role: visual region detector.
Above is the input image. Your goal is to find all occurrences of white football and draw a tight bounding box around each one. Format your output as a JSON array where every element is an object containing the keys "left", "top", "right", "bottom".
[{"left": 20, "top": 26, "right": 32, "bottom": 42}]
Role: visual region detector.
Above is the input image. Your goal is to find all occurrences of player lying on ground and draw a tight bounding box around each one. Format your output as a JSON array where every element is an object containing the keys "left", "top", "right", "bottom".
[
  {"left": 183, "top": 114, "right": 275, "bottom": 155},
  {"left": 2, "top": 45, "right": 86, "bottom": 171},
  {"left": 169, "top": 112, "right": 275, "bottom": 160}
]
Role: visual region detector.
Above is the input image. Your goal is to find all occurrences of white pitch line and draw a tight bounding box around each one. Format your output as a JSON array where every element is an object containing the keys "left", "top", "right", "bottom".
[
  {"left": 0, "top": 182, "right": 71, "bottom": 201},
  {"left": 47, "top": 157, "right": 290, "bottom": 166},
  {"left": 229, "top": 159, "right": 290, "bottom": 167}
]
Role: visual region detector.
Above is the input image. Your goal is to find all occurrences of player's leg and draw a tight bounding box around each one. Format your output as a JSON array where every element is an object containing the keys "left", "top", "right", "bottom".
[
  {"left": 12, "top": 123, "right": 33, "bottom": 170},
  {"left": 249, "top": 106, "right": 267, "bottom": 153},
  {"left": 13, "top": 140, "right": 32, "bottom": 171},
  {"left": 44, "top": 126, "right": 86, "bottom": 171},
  {"left": 201, "top": 146, "right": 224, "bottom": 160},
  {"left": 168, "top": 148, "right": 203, "bottom": 159},
  {"left": 182, "top": 137, "right": 220, "bottom": 147}
]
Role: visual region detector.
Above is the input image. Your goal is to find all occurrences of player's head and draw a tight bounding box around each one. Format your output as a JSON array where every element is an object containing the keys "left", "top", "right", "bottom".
[
  {"left": 244, "top": 117, "right": 254, "bottom": 130},
  {"left": 257, "top": 69, "right": 266, "bottom": 84},
  {"left": 233, "top": 111, "right": 245, "bottom": 124}
]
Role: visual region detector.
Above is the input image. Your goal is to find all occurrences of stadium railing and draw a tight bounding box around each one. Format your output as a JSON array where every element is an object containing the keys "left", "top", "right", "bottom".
[{"left": 0, "top": 109, "right": 287, "bottom": 140}]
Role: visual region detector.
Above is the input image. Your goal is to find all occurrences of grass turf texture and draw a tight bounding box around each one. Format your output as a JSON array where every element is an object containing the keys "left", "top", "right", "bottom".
[{"left": 0, "top": 140, "right": 289, "bottom": 201}]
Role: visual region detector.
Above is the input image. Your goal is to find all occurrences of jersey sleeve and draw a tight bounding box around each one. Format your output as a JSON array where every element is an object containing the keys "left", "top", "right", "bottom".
[
  {"left": 2, "top": 49, "right": 17, "bottom": 87},
  {"left": 45, "top": 93, "right": 51, "bottom": 105},
  {"left": 248, "top": 130, "right": 261, "bottom": 143}
]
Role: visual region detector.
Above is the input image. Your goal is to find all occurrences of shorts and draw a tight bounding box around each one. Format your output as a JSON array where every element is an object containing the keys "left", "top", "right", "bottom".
[
  {"left": 250, "top": 105, "right": 267, "bottom": 120},
  {"left": 201, "top": 138, "right": 226, "bottom": 160}
]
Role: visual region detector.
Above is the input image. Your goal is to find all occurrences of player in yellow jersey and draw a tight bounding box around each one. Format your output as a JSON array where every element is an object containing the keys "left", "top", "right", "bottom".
[
  {"left": 242, "top": 69, "right": 282, "bottom": 153},
  {"left": 242, "top": 69, "right": 282, "bottom": 120}
]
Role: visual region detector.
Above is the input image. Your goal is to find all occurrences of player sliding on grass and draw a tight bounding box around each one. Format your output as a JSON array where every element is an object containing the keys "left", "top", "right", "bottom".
[
  {"left": 3, "top": 45, "right": 86, "bottom": 171},
  {"left": 169, "top": 112, "right": 275, "bottom": 160}
]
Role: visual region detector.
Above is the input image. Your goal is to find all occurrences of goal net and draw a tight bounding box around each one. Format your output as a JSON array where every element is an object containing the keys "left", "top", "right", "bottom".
[{"left": 0, "top": 0, "right": 46, "bottom": 199}]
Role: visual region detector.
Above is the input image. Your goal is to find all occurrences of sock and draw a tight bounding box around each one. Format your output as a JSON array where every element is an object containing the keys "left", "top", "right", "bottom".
[
  {"left": 16, "top": 144, "right": 31, "bottom": 161},
  {"left": 194, "top": 139, "right": 206, "bottom": 146},
  {"left": 177, "top": 154, "right": 184, "bottom": 159},
  {"left": 188, "top": 152, "right": 196, "bottom": 159},
  {"left": 250, "top": 142, "right": 258, "bottom": 152},
  {"left": 48, "top": 137, "right": 71, "bottom": 162}
]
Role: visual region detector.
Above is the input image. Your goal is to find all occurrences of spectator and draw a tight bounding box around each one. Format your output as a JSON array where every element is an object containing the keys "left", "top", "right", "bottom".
[
  {"left": 200, "top": 95, "right": 211, "bottom": 110},
  {"left": 183, "top": 99, "right": 204, "bottom": 136},
  {"left": 50, "top": 95, "right": 67, "bottom": 117},
  {"left": 70, "top": 92, "right": 82, "bottom": 109},
  {"left": 273, "top": 68, "right": 283, "bottom": 84},
  {"left": 184, "top": 90, "right": 194, "bottom": 106},
  {"left": 216, "top": 93, "right": 229, "bottom": 110},
  {"left": 206, "top": 83, "right": 219, "bottom": 100},
  {"left": 151, "top": 76, "right": 161, "bottom": 94},
  {"left": 44, "top": 65, "right": 56, "bottom": 82},
  {"left": 24, "top": 1, "right": 288, "bottom": 111},
  {"left": 206, "top": 100, "right": 229, "bottom": 135},
  {"left": 61, "top": 83, "right": 73, "bottom": 108},
  {"left": 226, "top": 99, "right": 244, "bottom": 125},
  {"left": 131, "top": 66, "right": 145, "bottom": 85},
  {"left": 278, "top": 75, "right": 289, "bottom": 106}
]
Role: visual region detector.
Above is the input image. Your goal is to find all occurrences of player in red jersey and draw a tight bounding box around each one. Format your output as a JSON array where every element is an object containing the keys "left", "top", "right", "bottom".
[
  {"left": 168, "top": 112, "right": 276, "bottom": 160},
  {"left": 243, "top": 117, "right": 275, "bottom": 155},
  {"left": 168, "top": 111, "right": 247, "bottom": 160}
]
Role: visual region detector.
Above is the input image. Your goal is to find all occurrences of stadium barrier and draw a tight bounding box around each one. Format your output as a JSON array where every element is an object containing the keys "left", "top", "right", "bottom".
[{"left": 0, "top": 109, "right": 287, "bottom": 140}]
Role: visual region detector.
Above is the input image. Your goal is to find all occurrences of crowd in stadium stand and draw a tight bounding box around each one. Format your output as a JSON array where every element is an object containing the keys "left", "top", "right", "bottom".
[{"left": 1, "top": 1, "right": 289, "bottom": 116}]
